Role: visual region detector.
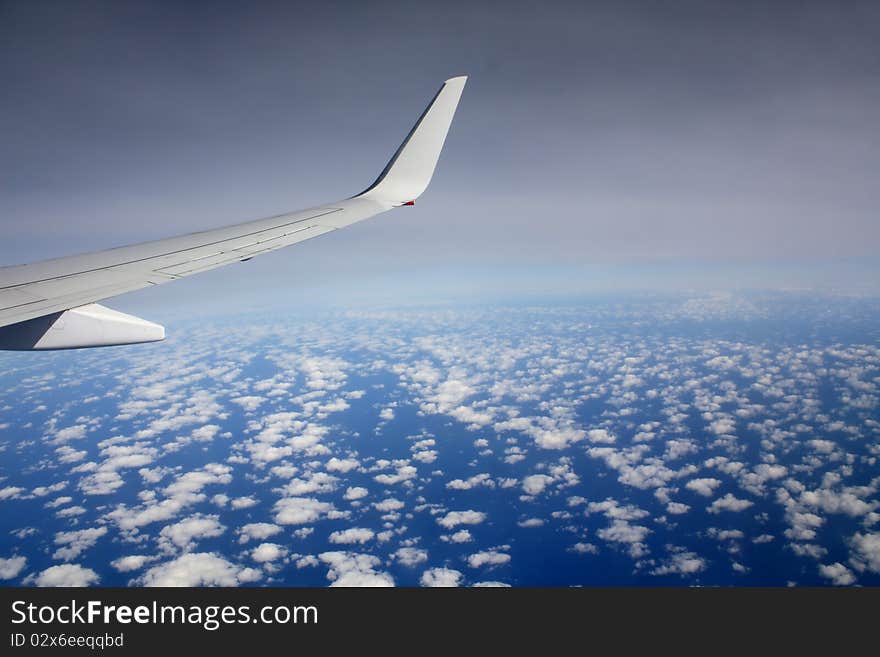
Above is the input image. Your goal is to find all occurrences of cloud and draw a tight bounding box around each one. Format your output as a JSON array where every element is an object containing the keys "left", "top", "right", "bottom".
[
  {"left": 328, "top": 528, "right": 375, "bottom": 545},
  {"left": 109, "top": 463, "right": 233, "bottom": 532},
  {"left": 800, "top": 489, "right": 876, "bottom": 517},
  {"left": 278, "top": 472, "right": 338, "bottom": 497},
  {"left": 521, "top": 474, "right": 553, "bottom": 496},
  {"left": 707, "top": 494, "right": 754, "bottom": 514},
  {"left": 0, "top": 486, "right": 24, "bottom": 500},
  {"left": 374, "top": 464, "right": 417, "bottom": 485},
  {"left": 517, "top": 518, "right": 544, "bottom": 528},
  {"left": 274, "top": 497, "right": 334, "bottom": 525},
  {"left": 394, "top": 547, "right": 428, "bottom": 566},
  {"left": 652, "top": 551, "right": 706, "bottom": 577},
  {"left": 437, "top": 510, "right": 487, "bottom": 529},
  {"left": 597, "top": 520, "right": 650, "bottom": 557},
  {"left": 849, "top": 532, "right": 880, "bottom": 574},
  {"left": 158, "top": 515, "right": 225, "bottom": 552},
  {"left": 666, "top": 502, "right": 690, "bottom": 515},
  {"left": 587, "top": 429, "right": 616, "bottom": 444},
  {"left": 232, "top": 396, "right": 265, "bottom": 412},
  {"left": 110, "top": 555, "right": 157, "bottom": 573},
  {"left": 373, "top": 498, "right": 405, "bottom": 512},
  {"left": 237, "top": 522, "right": 282, "bottom": 544},
  {"left": 495, "top": 416, "right": 585, "bottom": 450},
  {"left": 319, "top": 551, "right": 394, "bottom": 587},
  {"left": 51, "top": 425, "right": 88, "bottom": 444},
  {"left": 251, "top": 543, "right": 288, "bottom": 563},
  {"left": 467, "top": 551, "right": 511, "bottom": 568},
  {"left": 442, "top": 530, "right": 473, "bottom": 543},
  {"left": 52, "top": 527, "right": 108, "bottom": 561},
  {"left": 191, "top": 424, "right": 221, "bottom": 442},
  {"left": 36, "top": 564, "right": 100, "bottom": 587},
  {"left": 818, "top": 562, "right": 856, "bottom": 586},
  {"left": 587, "top": 499, "right": 649, "bottom": 521},
  {"left": 685, "top": 478, "right": 722, "bottom": 497},
  {"left": 230, "top": 496, "right": 258, "bottom": 510},
  {"left": 420, "top": 567, "right": 463, "bottom": 587},
  {"left": 344, "top": 486, "right": 369, "bottom": 500},
  {"left": 0, "top": 556, "right": 27, "bottom": 579},
  {"left": 472, "top": 581, "right": 511, "bottom": 587},
  {"left": 446, "top": 473, "right": 493, "bottom": 490},
  {"left": 325, "top": 457, "right": 360, "bottom": 473},
  {"left": 139, "top": 553, "right": 261, "bottom": 587}
]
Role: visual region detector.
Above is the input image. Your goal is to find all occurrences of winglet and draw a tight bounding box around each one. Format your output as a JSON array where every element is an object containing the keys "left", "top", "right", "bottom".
[{"left": 357, "top": 76, "right": 467, "bottom": 205}]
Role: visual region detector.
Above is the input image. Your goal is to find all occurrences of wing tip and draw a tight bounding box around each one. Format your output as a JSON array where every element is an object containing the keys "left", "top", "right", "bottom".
[{"left": 356, "top": 76, "right": 467, "bottom": 203}]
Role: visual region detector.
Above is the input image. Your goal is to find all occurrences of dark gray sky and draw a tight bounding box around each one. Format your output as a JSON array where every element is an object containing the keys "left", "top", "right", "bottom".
[{"left": 2, "top": 0, "right": 879, "bottom": 314}]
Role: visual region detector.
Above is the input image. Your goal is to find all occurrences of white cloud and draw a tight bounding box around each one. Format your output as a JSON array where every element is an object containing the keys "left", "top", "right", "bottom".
[
  {"left": 158, "top": 515, "right": 225, "bottom": 552},
  {"left": 446, "top": 473, "right": 493, "bottom": 490},
  {"left": 328, "top": 528, "right": 375, "bottom": 545},
  {"left": 420, "top": 567, "right": 463, "bottom": 587},
  {"left": 588, "top": 429, "right": 616, "bottom": 444},
  {"left": 0, "top": 556, "right": 27, "bottom": 579},
  {"left": 801, "top": 489, "right": 876, "bottom": 517},
  {"left": 394, "top": 547, "right": 428, "bottom": 566},
  {"left": 374, "top": 465, "right": 417, "bottom": 485},
  {"left": 467, "top": 551, "right": 511, "bottom": 568},
  {"left": 685, "top": 478, "right": 722, "bottom": 497},
  {"left": 274, "top": 497, "right": 334, "bottom": 525},
  {"left": 818, "top": 562, "right": 856, "bottom": 586},
  {"left": 587, "top": 499, "right": 649, "bottom": 521},
  {"left": 344, "top": 487, "right": 369, "bottom": 501},
  {"left": 251, "top": 543, "right": 288, "bottom": 563},
  {"left": 652, "top": 551, "right": 706, "bottom": 577},
  {"left": 849, "top": 532, "right": 880, "bottom": 574},
  {"left": 51, "top": 424, "right": 88, "bottom": 444},
  {"left": 471, "top": 581, "right": 511, "bottom": 587},
  {"left": 443, "top": 530, "right": 473, "bottom": 543},
  {"left": 237, "top": 522, "right": 282, "bottom": 544},
  {"left": 191, "top": 424, "right": 221, "bottom": 442},
  {"left": 597, "top": 520, "right": 650, "bottom": 557},
  {"left": 53, "top": 527, "right": 108, "bottom": 561},
  {"left": 325, "top": 457, "right": 360, "bottom": 473},
  {"left": 521, "top": 474, "right": 555, "bottom": 496},
  {"left": 232, "top": 396, "right": 265, "bottom": 412},
  {"left": 139, "top": 553, "right": 260, "bottom": 587},
  {"left": 517, "top": 518, "right": 545, "bottom": 528},
  {"left": 437, "top": 510, "right": 487, "bottom": 529},
  {"left": 319, "top": 551, "right": 394, "bottom": 587},
  {"left": 0, "top": 486, "right": 24, "bottom": 500},
  {"left": 110, "top": 555, "right": 156, "bottom": 573},
  {"left": 707, "top": 494, "right": 754, "bottom": 514},
  {"left": 230, "top": 496, "right": 258, "bottom": 510},
  {"left": 373, "top": 498, "right": 405, "bottom": 512},
  {"left": 36, "top": 564, "right": 100, "bottom": 587}
]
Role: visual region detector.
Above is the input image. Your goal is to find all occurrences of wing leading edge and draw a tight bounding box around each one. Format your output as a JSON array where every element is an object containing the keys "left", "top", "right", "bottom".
[{"left": 0, "top": 76, "right": 467, "bottom": 350}]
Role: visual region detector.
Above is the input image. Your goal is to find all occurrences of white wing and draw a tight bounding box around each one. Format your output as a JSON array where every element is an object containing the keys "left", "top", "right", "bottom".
[{"left": 0, "top": 76, "right": 467, "bottom": 350}]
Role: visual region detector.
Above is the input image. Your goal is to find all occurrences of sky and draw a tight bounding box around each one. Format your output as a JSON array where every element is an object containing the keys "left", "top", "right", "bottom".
[{"left": 1, "top": 0, "right": 879, "bottom": 318}]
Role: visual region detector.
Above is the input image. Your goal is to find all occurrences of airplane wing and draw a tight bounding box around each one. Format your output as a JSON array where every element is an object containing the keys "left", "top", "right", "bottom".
[{"left": 0, "top": 76, "right": 467, "bottom": 350}]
